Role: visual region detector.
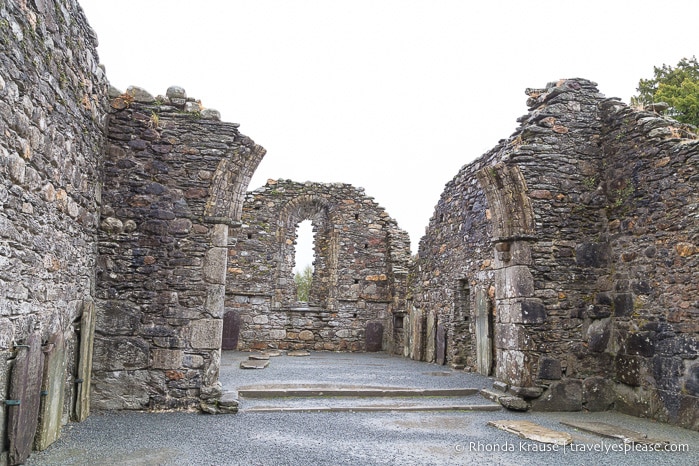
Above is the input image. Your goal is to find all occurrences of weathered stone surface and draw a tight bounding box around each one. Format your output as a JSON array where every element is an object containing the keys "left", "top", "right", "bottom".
[
  {"left": 35, "top": 332, "right": 67, "bottom": 451},
  {"left": 559, "top": 420, "right": 670, "bottom": 446},
  {"left": 189, "top": 320, "right": 223, "bottom": 350},
  {"left": 166, "top": 86, "right": 187, "bottom": 100},
  {"left": 222, "top": 311, "right": 241, "bottom": 350},
  {"left": 7, "top": 333, "right": 44, "bottom": 465},
  {"left": 531, "top": 379, "right": 583, "bottom": 412},
  {"left": 126, "top": 86, "right": 155, "bottom": 103},
  {"left": 365, "top": 322, "right": 384, "bottom": 352},
  {"left": 538, "top": 357, "right": 562, "bottom": 380},
  {"left": 488, "top": 420, "right": 572, "bottom": 445},
  {"left": 75, "top": 301, "right": 96, "bottom": 422},
  {"left": 436, "top": 323, "right": 446, "bottom": 365},
  {"left": 287, "top": 350, "right": 310, "bottom": 357},
  {"left": 200, "top": 391, "right": 239, "bottom": 414},
  {"left": 248, "top": 353, "right": 270, "bottom": 360},
  {"left": 226, "top": 179, "right": 410, "bottom": 353},
  {"left": 499, "top": 396, "right": 529, "bottom": 411},
  {"left": 582, "top": 376, "right": 615, "bottom": 412},
  {"left": 240, "top": 359, "right": 269, "bottom": 369},
  {"left": 151, "top": 350, "right": 184, "bottom": 370},
  {"left": 410, "top": 78, "right": 699, "bottom": 431}
]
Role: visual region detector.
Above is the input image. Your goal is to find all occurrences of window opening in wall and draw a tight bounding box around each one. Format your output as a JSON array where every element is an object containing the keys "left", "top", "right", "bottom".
[
  {"left": 293, "top": 220, "right": 314, "bottom": 303},
  {"left": 394, "top": 314, "right": 404, "bottom": 329}
]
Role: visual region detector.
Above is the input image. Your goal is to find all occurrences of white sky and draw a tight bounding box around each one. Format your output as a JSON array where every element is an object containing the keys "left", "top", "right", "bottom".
[{"left": 79, "top": 0, "right": 698, "bottom": 270}]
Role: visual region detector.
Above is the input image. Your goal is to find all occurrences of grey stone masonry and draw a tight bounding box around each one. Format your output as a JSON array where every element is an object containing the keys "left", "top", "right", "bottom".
[
  {"left": 93, "top": 86, "right": 265, "bottom": 410},
  {"left": 410, "top": 78, "right": 699, "bottom": 431},
  {"left": 225, "top": 179, "right": 411, "bottom": 353},
  {"left": 0, "top": 0, "right": 109, "bottom": 459}
]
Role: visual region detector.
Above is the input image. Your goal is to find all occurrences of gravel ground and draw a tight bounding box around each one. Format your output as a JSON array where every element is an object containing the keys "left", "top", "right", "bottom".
[{"left": 25, "top": 351, "right": 699, "bottom": 466}]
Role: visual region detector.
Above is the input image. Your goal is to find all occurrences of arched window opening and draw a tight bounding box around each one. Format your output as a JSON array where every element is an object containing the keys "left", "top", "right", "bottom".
[{"left": 293, "top": 220, "right": 314, "bottom": 304}]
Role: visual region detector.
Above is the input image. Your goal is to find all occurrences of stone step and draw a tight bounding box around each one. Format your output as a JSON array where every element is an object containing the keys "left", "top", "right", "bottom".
[
  {"left": 243, "top": 403, "right": 502, "bottom": 413},
  {"left": 238, "top": 386, "right": 480, "bottom": 398}
]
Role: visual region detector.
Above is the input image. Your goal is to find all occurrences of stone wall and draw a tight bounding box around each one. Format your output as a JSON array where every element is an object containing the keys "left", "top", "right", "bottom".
[
  {"left": 225, "top": 179, "right": 411, "bottom": 353},
  {"left": 411, "top": 78, "right": 699, "bottom": 430},
  {"left": 93, "top": 86, "right": 265, "bottom": 410},
  {"left": 0, "top": 0, "right": 108, "bottom": 460}
]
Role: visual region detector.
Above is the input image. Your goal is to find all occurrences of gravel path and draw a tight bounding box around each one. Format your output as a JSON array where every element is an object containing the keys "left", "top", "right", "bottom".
[{"left": 25, "top": 351, "right": 699, "bottom": 465}]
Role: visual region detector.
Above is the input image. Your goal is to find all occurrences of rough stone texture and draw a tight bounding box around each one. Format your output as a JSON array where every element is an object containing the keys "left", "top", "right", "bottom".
[
  {"left": 410, "top": 78, "right": 699, "bottom": 430},
  {"left": 7, "top": 332, "right": 44, "bottom": 465},
  {"left": 35, "top": 331, "right": 67, "bottom": 451},
  {"left": 0, "top": 0, "right": 108, "bottom": 458},
  {"left": 225, "top": 180, "right": 410, "bottom": 353},
  {"left": 93, "top": 86, "right": 265, "bottom": 410}
]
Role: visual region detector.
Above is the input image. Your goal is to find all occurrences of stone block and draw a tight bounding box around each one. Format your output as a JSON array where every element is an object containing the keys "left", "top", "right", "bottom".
[
  {"left": 269, "top": 329, "right": 286, "bottom": 340},
  {"left": 7, "top": 332, "right": 44, "bottom": 465},
  {"left": 625, "top": 331, "right": 655, "bottom": 357},
  {"left": 685, "top": 363, "right": 699, "bottom": 397},
  {"left": 75, "top": 300, "right": 96, "bottom": 422},
  {"left": 152, "top": 349, "right": 183, "bottom": 370},
  {"left": 520, "top": 299, "right": 546, "bottom": 324},
  {"left": 93, "top": 337, "right": 150, "bottom": 371},
  {"left": 252, "top": 315, "right": 269, "bottom": 324},
  {"left": 190, "top": 319, "right": 223, "bottom": 349},
  {"left": 35, "top": 332, "right": 67, "bottom": 451},
  {"left": 499, "top": 396, "right": 529, "bottom": 411},
  {"left": 508, "top": 385, "right": 543, "bottom": 399},
  {"left": 613, "top": 293, "right": 634, "bottom": 317},
  {"left": 586, "top": 318, "right": 611, "bottom": 352},
  {"left": 575, "top": 242, "right": 611, "bottom": 268},
  {"left": 210, "top": 223, "right": 228, "bottom": 247},
  {"left": 298, "top": 330, "right": 315, "bottom": 341},
  {"left": 583, "top": 376, "right": 615, "bottom": 412},
  {"left": 652, "top": 356, "right": 682, "bottom": 391},
  {"left": 531, "top": 379, "right": 583, "bottom": 412},
  {"left": 495, "top": 266, "right": 534, "bottom": 300},
  {"left": 495, "top": 324, "right": 527, "bottom": 351},
  {"left": 615, "top": 354, "right": 641, "bottom": 386},
  {"left": 538, "top": 357, "right": 562, "bottom": 380},
  {"left": 90, "top": 370, "right": 152, "bottom": 410},
  {"left": 203, "top": 247, "right": 228, "bottom": 285},
  {"left": 366, "top": 322, "right": 384, "bottom": 352},
  {"left": 425, "top": 312, "right": 436, "bottom": 362}
]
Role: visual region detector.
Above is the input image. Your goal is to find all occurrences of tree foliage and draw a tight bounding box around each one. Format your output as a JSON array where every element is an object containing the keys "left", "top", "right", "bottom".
[
  {"left": 294, "top": 265, "right": 313, "bottom": 302},
  {"left": 631, "top": 56, "right": 699, "bottom": 126}
]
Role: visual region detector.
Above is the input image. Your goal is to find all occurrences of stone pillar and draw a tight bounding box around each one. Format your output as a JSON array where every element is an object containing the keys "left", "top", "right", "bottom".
[{"left": 200, "top": 223, "right": 228, "bottom": 401}]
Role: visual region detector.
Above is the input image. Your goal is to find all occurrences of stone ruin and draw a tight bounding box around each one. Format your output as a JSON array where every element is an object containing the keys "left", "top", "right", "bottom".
[
  {"left": 0, "top": 0, "right": 698, "bottom": 463},
  {"left": 225, "top": 179, "right": 410, "bottom": 354}
]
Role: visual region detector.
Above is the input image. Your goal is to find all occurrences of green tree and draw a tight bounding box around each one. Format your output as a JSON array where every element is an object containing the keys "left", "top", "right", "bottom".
[
  {"left": 294, "top": 265, "right": 313, "bottom": 302},
  {"left": 631, "top": 56, "right": 699, "bottom": 126}
]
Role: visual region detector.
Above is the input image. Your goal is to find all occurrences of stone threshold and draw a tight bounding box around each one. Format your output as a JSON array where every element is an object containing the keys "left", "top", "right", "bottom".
[
  {"left": 238, "top": 387, "right": 480, "bottom": 398},
  {"left": 243, "top": 404, "right": 502, "bottom": 413}
]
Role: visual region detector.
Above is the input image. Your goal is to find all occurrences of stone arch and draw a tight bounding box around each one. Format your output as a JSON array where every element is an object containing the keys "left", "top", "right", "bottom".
[
  {"left": 273, "top": 194, "right": 339, "bottom": 310},
  {"left": 476, "top": 163, "right": 535, "bottom": 241},
  {"left": 476, "top": 162, "right": 540, "bottom": 387}
]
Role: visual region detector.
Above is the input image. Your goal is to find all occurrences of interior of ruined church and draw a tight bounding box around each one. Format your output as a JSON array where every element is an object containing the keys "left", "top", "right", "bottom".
[{"left": 1, "top": 0, "right": 698, "bottom": 463}]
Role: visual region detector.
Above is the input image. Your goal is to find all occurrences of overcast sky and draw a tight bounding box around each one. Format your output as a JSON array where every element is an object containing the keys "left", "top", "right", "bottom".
[{"left": 79, "top": 0, "right": 698, "bottom": 270}]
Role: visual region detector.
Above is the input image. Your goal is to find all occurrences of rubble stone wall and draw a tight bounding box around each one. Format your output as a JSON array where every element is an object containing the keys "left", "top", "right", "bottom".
[
  {"left": 0, "top": 0, "right": 108, "bottom": 457},
  {"left": 411, "top": 78, "right": 699, "bottom": 430},
  {"left": 225, "top": 179, "right": 411, "bottom": 352},
  {"left": 94, "top": 87, "right": 265, "bottom": 410}
]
